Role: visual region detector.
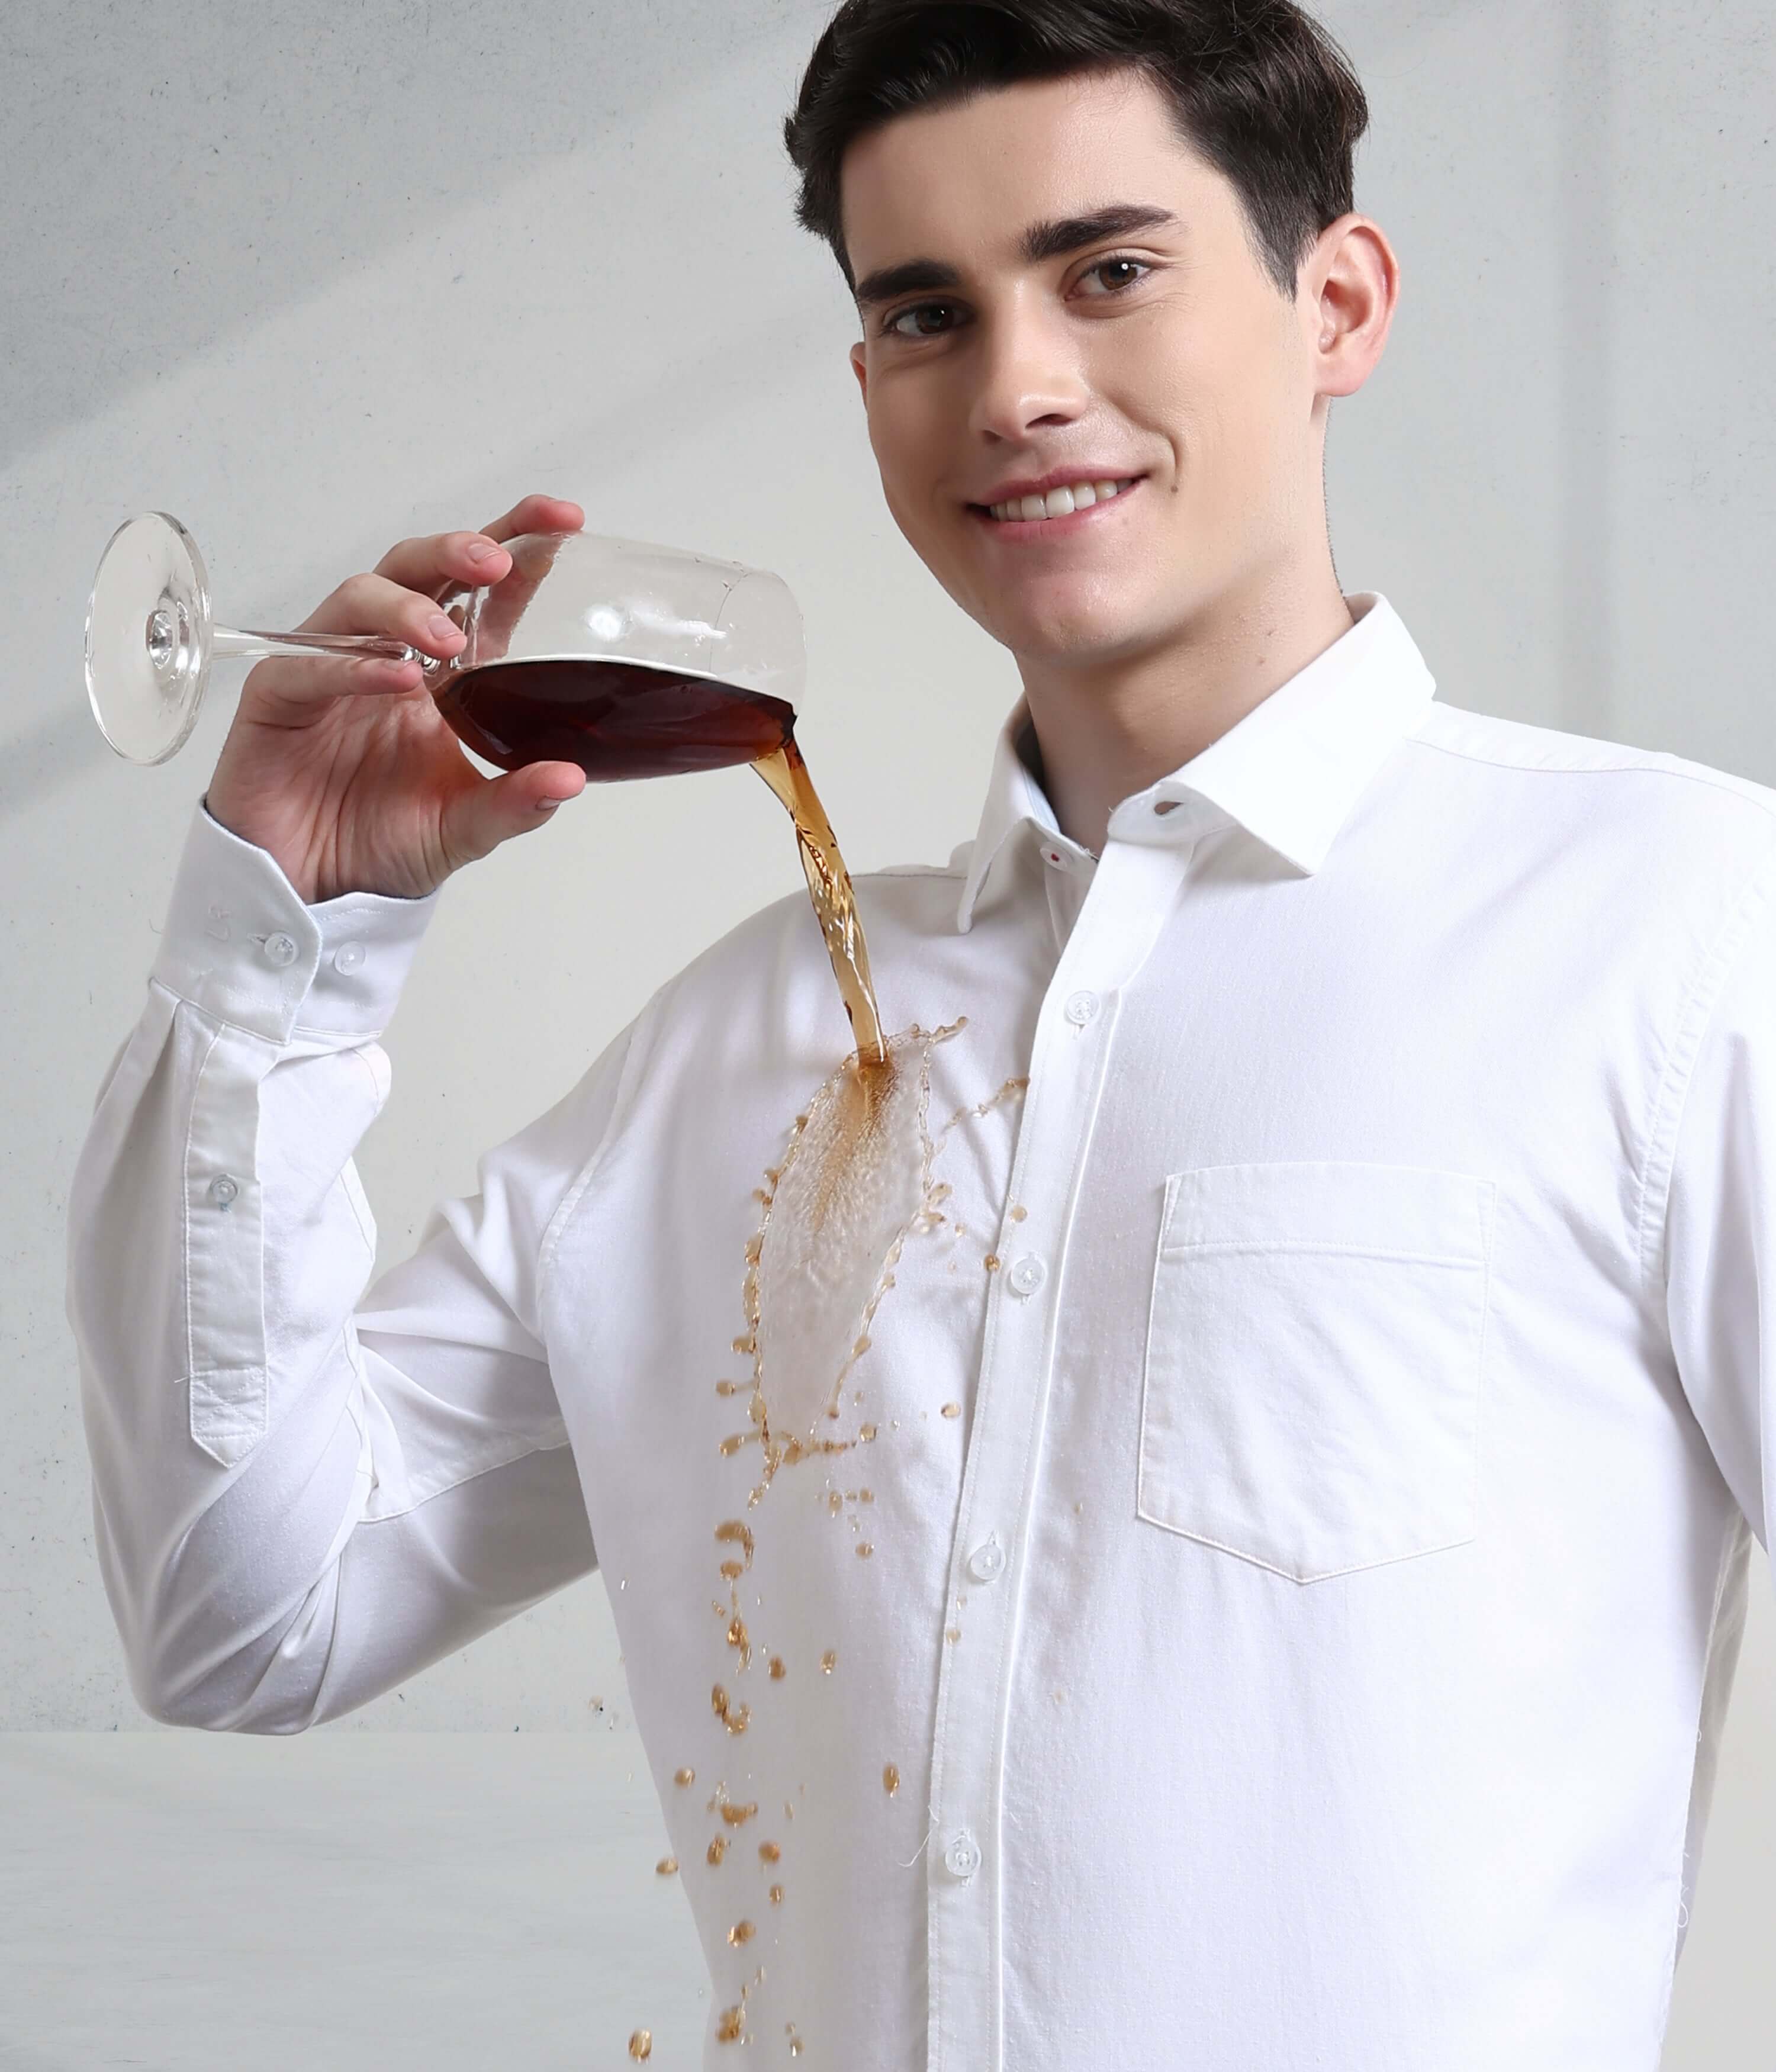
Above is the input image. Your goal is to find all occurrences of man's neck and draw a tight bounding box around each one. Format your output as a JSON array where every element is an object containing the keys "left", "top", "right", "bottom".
[{"left": 1017, "top": 558, "right": 1356, "bottom": 857}]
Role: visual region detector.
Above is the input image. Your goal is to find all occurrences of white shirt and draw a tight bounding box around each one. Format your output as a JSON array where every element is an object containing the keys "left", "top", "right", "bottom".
[{"left": 65, "top": 590, "right": 1776, "bottom": 2069}]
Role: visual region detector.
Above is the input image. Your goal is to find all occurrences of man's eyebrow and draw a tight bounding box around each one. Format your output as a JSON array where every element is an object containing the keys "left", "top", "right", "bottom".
[{"left": 851, "top": 202, "right": 1184, "bottom": 313}]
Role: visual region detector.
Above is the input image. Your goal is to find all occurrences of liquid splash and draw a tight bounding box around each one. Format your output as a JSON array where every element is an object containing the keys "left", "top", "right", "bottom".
[{"left": 687, "top": 1020, "right": 1031, "bottom": 2063}]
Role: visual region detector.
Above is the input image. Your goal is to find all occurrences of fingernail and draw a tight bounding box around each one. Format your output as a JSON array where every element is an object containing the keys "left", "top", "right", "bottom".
[
  {"left": 536, "top": 796, "right": 568, "bottom": 811},
  {"left": 468, "top": 538, "right": 504, "bottom": 563},
  {"left": 427, "top": 613, "right": 462, "bottom": 644}
]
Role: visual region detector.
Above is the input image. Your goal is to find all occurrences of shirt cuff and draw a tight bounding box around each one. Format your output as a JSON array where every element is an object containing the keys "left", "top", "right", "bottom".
[{"left": 146, "top": 797, "right": 444, "bottom": 1044}]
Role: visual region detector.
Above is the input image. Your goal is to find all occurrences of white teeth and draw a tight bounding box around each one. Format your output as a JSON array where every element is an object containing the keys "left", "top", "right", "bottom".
[{"left": 988, "top": 477, "right": 1135, "bottom": 523}]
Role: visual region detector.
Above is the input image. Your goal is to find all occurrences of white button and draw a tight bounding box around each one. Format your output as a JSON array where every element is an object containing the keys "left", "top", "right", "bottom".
[
  {"left": 1007, "top": 1254, "right": 1046, "bottom": 1297},
  {"left": 262, "top": 932, "right": 299, "bottom": 967},
  {"left": 943, "top": 1832, "right": 982, "bottom": 1881},
  {"left": 333, "top": 941, "right": 366, "bottom": 974},
  {"left": 208, "top": 1174, "right": 239, "bottom": 1208},
  {"left": 1063, "top": 990, "right": 1099, "bottom": 1025},
  {"left": 966, "top": 1536, "right": 1005, "bottom": 1584}
]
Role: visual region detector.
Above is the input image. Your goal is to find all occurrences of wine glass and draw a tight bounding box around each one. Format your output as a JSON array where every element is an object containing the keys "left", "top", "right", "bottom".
[
  {"left": 83, "top": 511, "right": 887, "bottom": 1065},
  {"left": 83, "top": 511, "right": 804, "bottom": 773}
]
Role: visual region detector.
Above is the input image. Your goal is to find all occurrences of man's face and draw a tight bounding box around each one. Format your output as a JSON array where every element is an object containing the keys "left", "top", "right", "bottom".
[{"left": 842, "top": 65, "right": 1337, "bottom": 668}]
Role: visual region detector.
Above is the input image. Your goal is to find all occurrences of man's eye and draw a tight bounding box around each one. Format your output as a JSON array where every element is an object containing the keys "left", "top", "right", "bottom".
[
  {"left": 881, "top": 256, "right": 1153, "bottom": 339},
  {"left": 1080, "top": 256, "right": 1151, "bottom": 295},
  {"left": 884, "top": 301, "right": 957, "bottom": 339}
]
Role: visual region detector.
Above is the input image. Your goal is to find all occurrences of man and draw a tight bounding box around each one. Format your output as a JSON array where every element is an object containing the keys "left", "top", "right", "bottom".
[{"left": 65, "top": 1, "right": 1774, "bottom": 2065}]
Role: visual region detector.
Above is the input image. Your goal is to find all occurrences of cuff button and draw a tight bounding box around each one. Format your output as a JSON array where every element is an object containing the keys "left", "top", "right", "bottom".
[{"left": 333, "top": 941, "right": 366, "bottom": 974}]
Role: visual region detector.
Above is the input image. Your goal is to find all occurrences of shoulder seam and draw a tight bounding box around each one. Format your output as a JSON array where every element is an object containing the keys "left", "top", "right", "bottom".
[
  {"left": 1408, "top": 728, "right": 1776, "bottom": 823},
  {"left": 1636, "top": 827, "right": 1776, "bottom": 1308},
  {"left": 535, "top": 971, "right": 680, "bottom": 1316}
]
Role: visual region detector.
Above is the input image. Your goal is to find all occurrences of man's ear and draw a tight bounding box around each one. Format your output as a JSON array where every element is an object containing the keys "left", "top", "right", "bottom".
[{"left": 849, "top": 339, "right": 868, "bottom": 405}]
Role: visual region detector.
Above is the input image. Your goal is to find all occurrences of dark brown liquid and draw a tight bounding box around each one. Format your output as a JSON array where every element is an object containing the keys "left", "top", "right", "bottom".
[
  {"left": 435, "top": 656, "right": 886, "bottom": 1064},
  {"left": 434, "top": 655, "right": 793, "bottom": 779}
]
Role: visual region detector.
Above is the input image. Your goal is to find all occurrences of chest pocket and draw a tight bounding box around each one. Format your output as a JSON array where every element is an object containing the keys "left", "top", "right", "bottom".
[{"left": 1137, "top": 1161, "right": 1497, "bottom": 1584}]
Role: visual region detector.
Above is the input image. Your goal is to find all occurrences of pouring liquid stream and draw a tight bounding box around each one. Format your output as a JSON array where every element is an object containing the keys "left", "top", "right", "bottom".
[{"left": 751, "top": 735, "right": 888, "bottom": 1074}]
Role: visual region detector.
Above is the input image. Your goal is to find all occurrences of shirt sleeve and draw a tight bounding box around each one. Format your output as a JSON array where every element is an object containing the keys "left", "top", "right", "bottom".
[
  {"left": 1660, "top": 866, "right": 1776, "bottom": 1563},
  {"left": 65, "top": 799, "right": 646, "bottom": 1733}
]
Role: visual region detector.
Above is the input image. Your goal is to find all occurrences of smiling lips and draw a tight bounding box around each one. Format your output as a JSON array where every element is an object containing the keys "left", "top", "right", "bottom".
[{"left": 973, "top": 475, "right": 1144, "bottom": 530}]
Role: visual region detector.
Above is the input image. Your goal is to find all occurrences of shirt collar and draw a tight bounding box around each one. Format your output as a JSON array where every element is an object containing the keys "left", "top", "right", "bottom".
[{"left": 955, "top": 591, "right": 1437, "bottom": 933}]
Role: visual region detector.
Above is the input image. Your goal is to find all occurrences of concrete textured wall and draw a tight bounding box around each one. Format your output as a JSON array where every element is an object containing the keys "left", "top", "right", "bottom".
[{"left": 4, "top": 3, "right": 1771, "bottom": 2058}]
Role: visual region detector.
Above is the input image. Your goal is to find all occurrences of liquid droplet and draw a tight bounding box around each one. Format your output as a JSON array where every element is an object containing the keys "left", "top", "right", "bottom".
[
  {"left": 629, "top": 2028, "right": 653, "bottom": 2060},
  {"left": 856, "top": 1542, "right": 873, "bottom": 1559},
  {"left": 720, "top": 1800, "right": 760, "bottom": 1827},
  {"left": 882, "top": 1762, "right": 899, "bottom": 1796},
  {"left": 717, "top": 2005, "right": 744, "bottom": 2043},
  {"left": 821, "top": 1650, "right": 837, "bottom": 1674},
  {"left": 729, "top": 1919, "right": 757, "bottom": 1946},
  {"left": 708, "top": 1836, "right": 728, "bottom": 1866},
  {"left": 655, "top": 1857, "right": 678, "bottom": 1876},
  {"left": 940, "top": 1402, "right": 961, "bottom": 1419},
  {"left": 768, "top": 1656, "right": 786, "bottom": 1680},
  {"left": 712, "top": 1685, "right": 751, "bottom": 1735},
  {"left": 759, "top": 1839, "right": 781, "bottom": 1862},
  {"left": 675, "top": 1767, "right": 696, "bottom": 1787},
  {"left": 771, "top": 1884, "right": 786, "bottom": 1905}
]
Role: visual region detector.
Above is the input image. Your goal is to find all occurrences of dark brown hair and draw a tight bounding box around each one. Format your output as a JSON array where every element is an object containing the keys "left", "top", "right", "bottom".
[{"left": 782, "top": 0, "right": 1369, "bottom": 301}]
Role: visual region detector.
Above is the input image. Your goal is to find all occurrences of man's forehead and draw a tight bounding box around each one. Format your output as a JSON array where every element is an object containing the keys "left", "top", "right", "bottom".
[{"left": 840, "top": 73, "right": 1216, "bottom": 303}]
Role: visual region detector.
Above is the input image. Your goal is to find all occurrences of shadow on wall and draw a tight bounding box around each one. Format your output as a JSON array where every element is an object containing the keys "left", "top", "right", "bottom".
[{"left": 2, "top": 0, "right": 832, "bottom": 471}]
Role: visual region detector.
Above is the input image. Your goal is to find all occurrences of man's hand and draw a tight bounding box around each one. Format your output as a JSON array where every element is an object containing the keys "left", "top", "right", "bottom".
[{"left": 204, "top": 494, "right": 590, "bottom": 903}]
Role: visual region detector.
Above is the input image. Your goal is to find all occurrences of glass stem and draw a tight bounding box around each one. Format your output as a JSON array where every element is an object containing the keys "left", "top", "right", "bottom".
[{"left": 211, "top": 623, "right": 423, "bottom": 666}]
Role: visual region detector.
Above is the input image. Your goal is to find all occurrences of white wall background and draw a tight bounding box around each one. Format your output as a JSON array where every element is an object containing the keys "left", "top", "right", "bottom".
[{"left": 4, "top": 2, "right": 1772, "bottom": 2061}]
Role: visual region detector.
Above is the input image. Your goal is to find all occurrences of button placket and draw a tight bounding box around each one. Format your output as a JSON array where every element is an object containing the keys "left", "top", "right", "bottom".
[{"left": 925, "top": 836, "right": 1195, "bottom": 2072}]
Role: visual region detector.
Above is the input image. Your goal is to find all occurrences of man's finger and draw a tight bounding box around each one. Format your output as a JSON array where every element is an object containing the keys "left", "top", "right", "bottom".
[
  {"left": 476, "top": 493, "right": 585, "bottom": 545},
  {"left": 371, "top": 497, "right": 585, "bottom": 603}
]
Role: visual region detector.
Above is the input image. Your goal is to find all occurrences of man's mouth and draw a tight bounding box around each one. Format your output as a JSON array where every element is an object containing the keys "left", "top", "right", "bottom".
[{"left": 968, "top": 475, "right": 1146, "bottom": 532}]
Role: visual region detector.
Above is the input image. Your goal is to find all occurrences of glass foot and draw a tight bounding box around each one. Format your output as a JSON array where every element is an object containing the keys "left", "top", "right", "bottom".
[{"left": 85, "top": 511, "right": 214, "bottom": 764}]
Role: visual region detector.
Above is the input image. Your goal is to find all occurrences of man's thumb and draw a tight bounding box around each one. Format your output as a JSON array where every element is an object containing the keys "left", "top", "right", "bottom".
[{"left": 443, "top": 763, "right": 587, "bottom": 865}]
